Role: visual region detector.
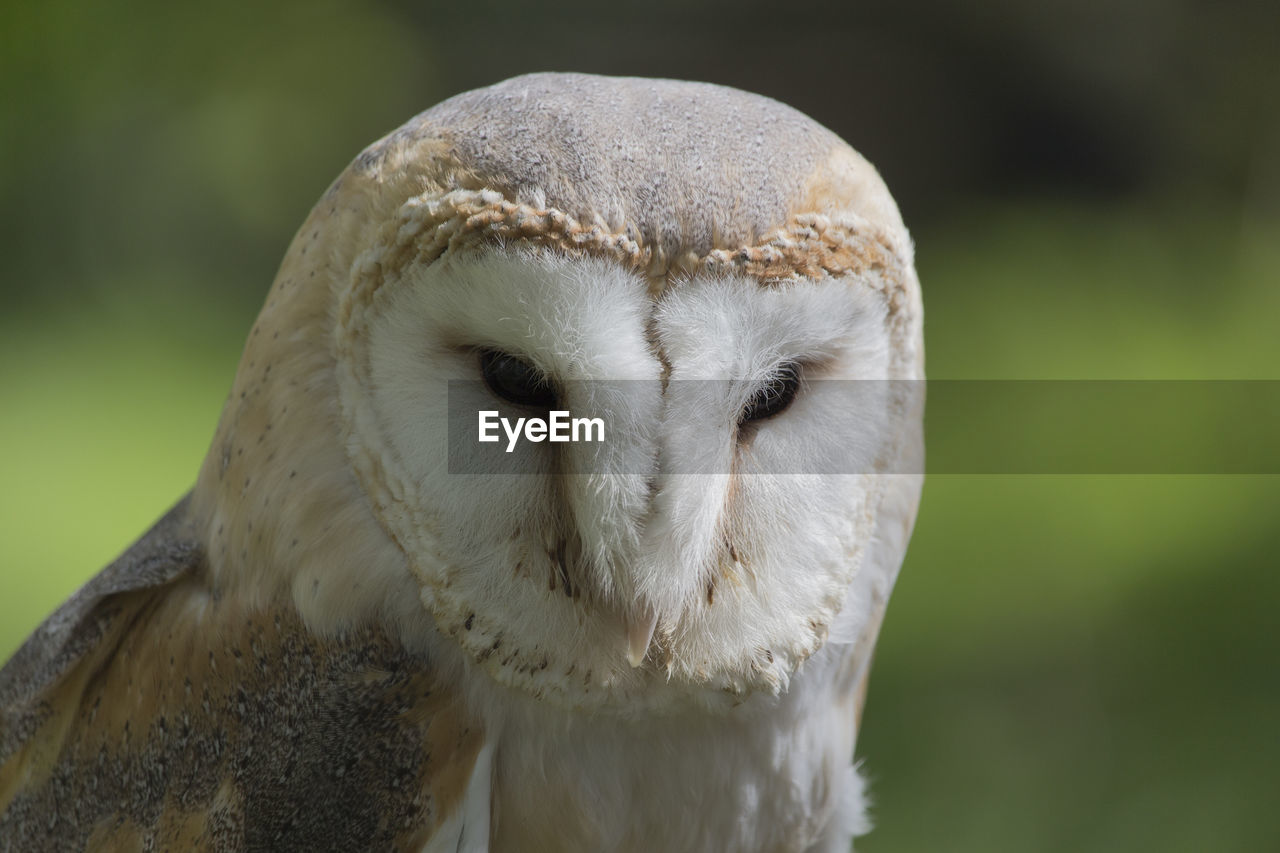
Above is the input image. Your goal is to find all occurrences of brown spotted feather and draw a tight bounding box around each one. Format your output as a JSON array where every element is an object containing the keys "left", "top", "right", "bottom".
[{"left": 0, "top": 503, "right": 481, "bottom": 852}]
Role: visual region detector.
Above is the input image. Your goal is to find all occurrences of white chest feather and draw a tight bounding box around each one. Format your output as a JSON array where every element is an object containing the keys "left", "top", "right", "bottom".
[{"left": 479, "top": 641, "right": 868, "bottom": 853}]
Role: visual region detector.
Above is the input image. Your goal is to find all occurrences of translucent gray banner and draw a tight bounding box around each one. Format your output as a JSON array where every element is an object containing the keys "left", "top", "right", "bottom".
[{"left": 445, "top": 380, "right": 1280, "bottom": 474}]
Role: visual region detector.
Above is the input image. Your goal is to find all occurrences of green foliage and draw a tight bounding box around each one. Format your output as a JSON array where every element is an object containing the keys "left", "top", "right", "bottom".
[{"left": 870, "top": 210, "right": 1280, "bottom": 851}]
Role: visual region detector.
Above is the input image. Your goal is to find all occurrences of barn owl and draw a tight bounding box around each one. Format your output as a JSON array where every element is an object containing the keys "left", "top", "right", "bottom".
[{"left": 0, "top": 73, "right": 924, "bottom": 851}]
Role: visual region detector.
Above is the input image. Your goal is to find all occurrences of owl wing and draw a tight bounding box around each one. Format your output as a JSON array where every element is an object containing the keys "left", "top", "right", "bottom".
[
  {"left": 0, "top": 497, "right": 492, "bottom": 852},
  {"left": 0, "top": 496, "right": 202, "bottom": 730}
]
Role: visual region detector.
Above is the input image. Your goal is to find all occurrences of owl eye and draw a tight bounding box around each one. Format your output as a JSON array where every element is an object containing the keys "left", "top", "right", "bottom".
[
  {"left": 739, "top": 362, "right": 802, "bottom": 425},
  {"left": 479, "top": 349, "right": 557, "bottom": 408}
]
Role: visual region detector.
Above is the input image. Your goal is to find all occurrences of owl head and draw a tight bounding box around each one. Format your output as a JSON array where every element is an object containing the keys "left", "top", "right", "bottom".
[{"left": 192, "top": 73, "right": 924, "bottom": 714}]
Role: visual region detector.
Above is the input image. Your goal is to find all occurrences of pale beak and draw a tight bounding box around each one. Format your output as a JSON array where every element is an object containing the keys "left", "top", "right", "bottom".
[{"left": 625, "top": 609, "right": 658, "bottom": 668}]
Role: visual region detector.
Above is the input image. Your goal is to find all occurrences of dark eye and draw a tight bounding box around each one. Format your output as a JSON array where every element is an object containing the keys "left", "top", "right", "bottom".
[
  {"left": 739, "top": 362, "right": 801, "bottom": 424},
  {"left": 479, "top": 349, "right": 557, "bottom": 408}
]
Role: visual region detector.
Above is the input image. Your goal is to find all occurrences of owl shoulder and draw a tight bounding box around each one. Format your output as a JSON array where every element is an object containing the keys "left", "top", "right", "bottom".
[{"left": 0, "top": 497, "right": 490, "bottom": 851}]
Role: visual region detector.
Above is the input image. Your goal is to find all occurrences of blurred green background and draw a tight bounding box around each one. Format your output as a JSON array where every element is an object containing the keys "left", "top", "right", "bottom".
[{"left": 1, "top": 1, "right": 1277, "bottom": 850}]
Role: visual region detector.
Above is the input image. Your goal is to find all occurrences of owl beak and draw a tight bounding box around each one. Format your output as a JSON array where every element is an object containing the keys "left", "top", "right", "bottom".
[{"left": 625, "top": 608, "right": 658, "bottom": 668}]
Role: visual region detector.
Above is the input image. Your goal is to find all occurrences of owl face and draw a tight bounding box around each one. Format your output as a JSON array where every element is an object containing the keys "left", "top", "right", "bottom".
[
  {"left": 338, "top": 238, "right": 908, "bottom": 711},
  {"left": 196, "top": 74, "right": 924, "bottom": 715}
]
